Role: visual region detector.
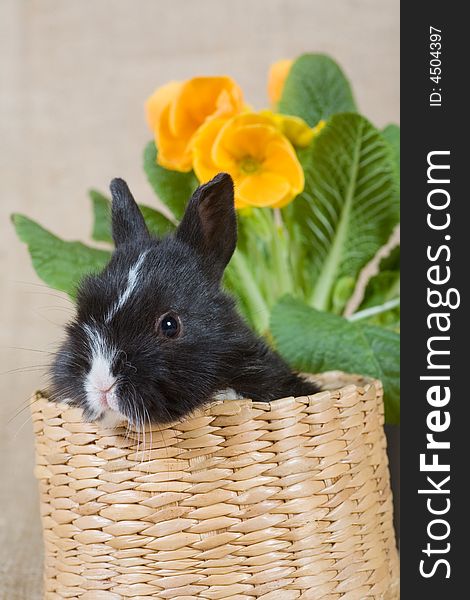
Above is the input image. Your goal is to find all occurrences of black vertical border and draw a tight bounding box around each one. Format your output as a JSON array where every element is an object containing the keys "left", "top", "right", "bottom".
[{"left": 401, "top": 2, "right": 467, "bottom": 597}]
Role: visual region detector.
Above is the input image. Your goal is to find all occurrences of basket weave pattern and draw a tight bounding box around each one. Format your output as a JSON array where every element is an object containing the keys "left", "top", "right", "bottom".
[{"left": 32, "top": 372, "right": 399, "bottom": 599}]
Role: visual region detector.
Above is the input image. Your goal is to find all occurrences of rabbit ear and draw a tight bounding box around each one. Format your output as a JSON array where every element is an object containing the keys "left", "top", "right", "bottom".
[
  {"left": 176, "top": 173, "right": 237, "bottom": 281},
  {"left": 110, "top": 178, "right": 150, "bottom": 247}
]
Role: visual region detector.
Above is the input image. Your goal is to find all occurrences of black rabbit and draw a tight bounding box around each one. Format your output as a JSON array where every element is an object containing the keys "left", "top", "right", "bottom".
[{"left": 51, "top": 173, "right": 318, "bottom": 425}]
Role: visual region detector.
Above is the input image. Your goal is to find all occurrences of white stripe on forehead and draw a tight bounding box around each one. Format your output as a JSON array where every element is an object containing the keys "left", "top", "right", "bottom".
[
  {"left": 83, "top": 322, "right": 116, "bottom": 364},
  {"left": 105, "top": 250, "right": 148, "bottom": 323},
  {"left": 82, "top": 322, "right": 107, "bottom": 356}
]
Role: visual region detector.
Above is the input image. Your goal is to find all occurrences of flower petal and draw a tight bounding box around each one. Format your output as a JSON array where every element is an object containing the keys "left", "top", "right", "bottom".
[
  {"left": 260, "top": 110, "right": 316, "bottom": 147},
  {"left": 169, "top": 76, "right": 243, "bottom": 138},
  {"left": 213, "top": 116, "right": 279, "bottom": 165},
  {"left": 262, "top": 138, "right": 304, "bottom": 194},
  {"left": 192, "top": 117, "right": 231, "bottom": 182},
  {"left": 145, "top": 81, "right": 182, "bottom": 132},
  {"left": 156, "top": 104, "right": 194, "bottom": 172},
  {"left": 237, "top": 172, "right": 291, "bottom": 208},
  {"left": 267, "top": 59, "right": 293, "bottom": 104}
]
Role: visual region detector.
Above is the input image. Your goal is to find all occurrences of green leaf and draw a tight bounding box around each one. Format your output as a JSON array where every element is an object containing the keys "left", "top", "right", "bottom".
[
  {"left": 286, "top": 113, "right": 399, "bottom": 311},
  {"left": 358, "top": 246, "right": 400, "bottom": 330},
  {"left": 360, "top": 324, "right": 400, "bottom": 423},
  {"left": 278, "top": 54, "right": 356, "bottom": 126},
  {"left": 376, "top": 243, "right": 400, "bottom": 272},
  {"left": 270, "top": 295, "right": 400, "bottom": 424},
  {"left": 143, "top": 141, "right": 198, "bottom": 221},
  {"left": 90, "top": 189, "right": 176, "bottom": 244},
  {"left": 382, "top": 124, "right": 400, "bottom": 177},
  {"left": 361, "top": 247, "right": 400, "bottom": 310},
  {"left": 12, "top": 214, "right": 111, "bottom": 298},
  {"left": 140, "top": 205, "right": 177, "bottom": 236}
]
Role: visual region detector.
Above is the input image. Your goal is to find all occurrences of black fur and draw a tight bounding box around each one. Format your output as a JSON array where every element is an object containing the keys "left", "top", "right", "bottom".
[
  {"left": 110, "top": 178, "right": 150, "bottom": 247},
  {"left": 51, "top": 173, "right": 319, "bottom": 424}
]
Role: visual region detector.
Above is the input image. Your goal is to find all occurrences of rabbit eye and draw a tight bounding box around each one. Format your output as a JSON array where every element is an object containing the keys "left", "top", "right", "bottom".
[{"left": 157, "top": 312, "right": 181, "bottom": 339}]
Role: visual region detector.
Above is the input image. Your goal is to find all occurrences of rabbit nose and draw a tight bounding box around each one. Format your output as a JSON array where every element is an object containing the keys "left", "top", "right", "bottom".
[
  {"left": 98, "top": 382, "right": 115, "bottom": 394},
  {"left": 99, "top": 382, "right": 119, "bottom": 411}
]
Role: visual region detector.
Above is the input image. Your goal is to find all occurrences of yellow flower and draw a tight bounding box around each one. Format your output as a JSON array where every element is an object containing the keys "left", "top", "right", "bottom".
[
  {"left": 267, "top": 59, "right": 293, "bottom": 104},
  {"left": 193, "top": 113, "right": 304, "bottom": 209},
  {"left": 145, "top": 76, "right": 244, "bottom": 172}
]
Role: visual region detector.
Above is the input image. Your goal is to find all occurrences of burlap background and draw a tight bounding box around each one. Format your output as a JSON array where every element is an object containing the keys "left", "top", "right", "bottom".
[{"left": 0, "top": 1, "right": 399, "bottom": 597}]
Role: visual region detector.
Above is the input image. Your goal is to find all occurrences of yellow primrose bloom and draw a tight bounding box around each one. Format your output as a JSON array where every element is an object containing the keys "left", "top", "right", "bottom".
[
  {"left": 145, "top": 76, "right": 244, "bottom": 172},
  {"left": 193, "top": 113, "right": 304, "bottom": 209},
  {"left": 267, "top": 59, "right": 293, "bottom": 104}
]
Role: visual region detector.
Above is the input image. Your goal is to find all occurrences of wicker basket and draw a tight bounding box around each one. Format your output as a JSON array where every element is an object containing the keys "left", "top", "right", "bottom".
[{"left": 31, "top": 371, "right": 399, "bottom": 599}]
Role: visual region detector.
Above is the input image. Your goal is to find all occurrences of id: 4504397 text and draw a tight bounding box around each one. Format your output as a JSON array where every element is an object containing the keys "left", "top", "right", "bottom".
[{"left": 429, "top": 26, "right": 443, "bottom": 107}]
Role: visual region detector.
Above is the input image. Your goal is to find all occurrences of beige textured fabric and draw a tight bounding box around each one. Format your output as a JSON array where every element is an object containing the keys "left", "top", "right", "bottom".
[
  {"left": 32, "top": 373, "right": 399, "bottom": 599},
  {"left": 1, "top": 1, "right": 399, "bottom": 597}
]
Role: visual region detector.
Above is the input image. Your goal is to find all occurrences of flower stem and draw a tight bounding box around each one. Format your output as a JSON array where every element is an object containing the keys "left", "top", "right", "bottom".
[
  {"left": 229, "top": 249, "right": 270, "bottom": 334},
  {"left": 348, "top": 297, "right": 400, "bottom": 322},
  {"left": 271, "top": 209, "right": 294, "bottom": 298}
]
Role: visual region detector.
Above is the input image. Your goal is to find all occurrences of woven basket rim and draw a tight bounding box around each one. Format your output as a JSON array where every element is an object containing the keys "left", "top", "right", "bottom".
[{"left": 33, "top": 370, "right": 382, "bottom": 425}]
